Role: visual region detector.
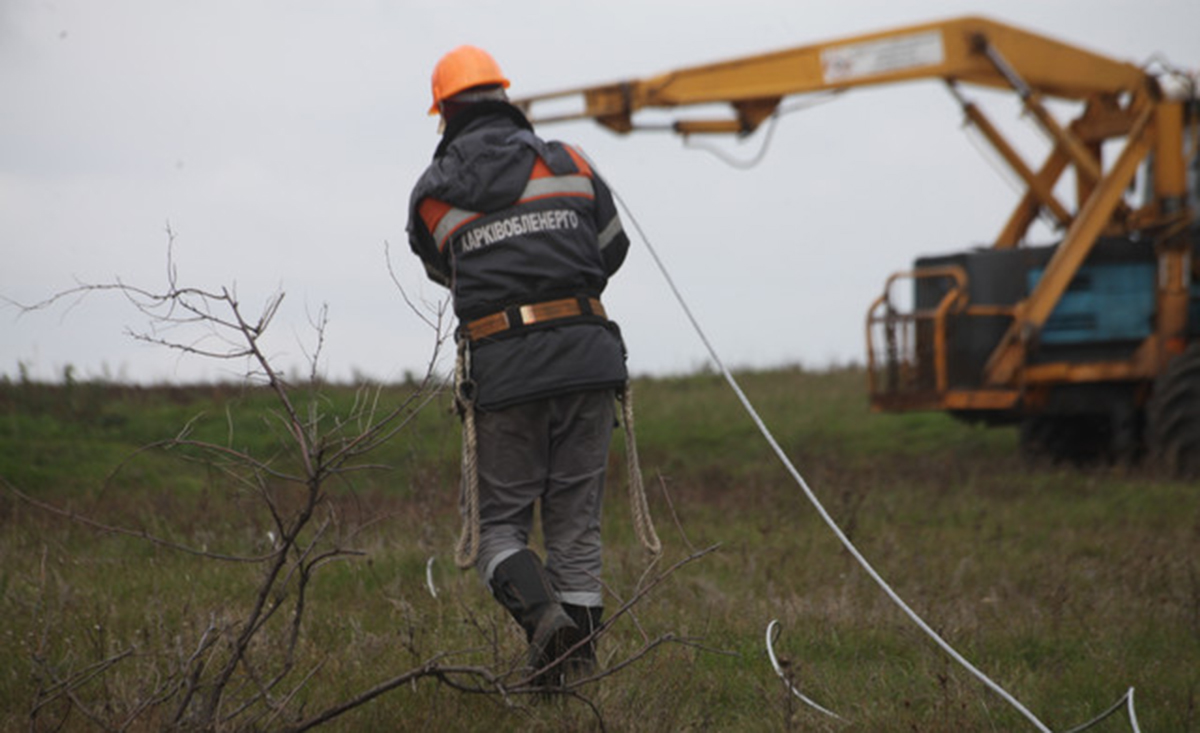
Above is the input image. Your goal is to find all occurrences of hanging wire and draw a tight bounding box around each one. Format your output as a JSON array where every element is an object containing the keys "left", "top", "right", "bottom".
[
  {"left": 684, "top": 113, "right": 781, "bottom": 169},
  {"left": 683, "top": 90, "right": 845, "bottom": 169},
  {"left": 1142, "top": 52, "right": 1199, "bottom": 97}
]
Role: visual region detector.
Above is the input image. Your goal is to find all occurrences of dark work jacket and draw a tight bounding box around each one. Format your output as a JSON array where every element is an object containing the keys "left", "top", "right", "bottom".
[{"left": 407, "top": 102, "right": 630, "bottom": 410}]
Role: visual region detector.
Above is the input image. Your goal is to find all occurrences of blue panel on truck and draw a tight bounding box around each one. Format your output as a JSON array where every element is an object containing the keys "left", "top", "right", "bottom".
[{"left": 1028, "top": 262, "right": 1156, "bottom": 344}]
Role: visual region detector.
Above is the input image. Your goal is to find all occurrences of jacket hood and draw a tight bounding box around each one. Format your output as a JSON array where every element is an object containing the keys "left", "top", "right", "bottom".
[{"left": 417, "top": 102, "right": 541, "bottom": 213}]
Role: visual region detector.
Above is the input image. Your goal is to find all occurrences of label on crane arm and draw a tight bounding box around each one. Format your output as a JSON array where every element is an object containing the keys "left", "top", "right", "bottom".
[{"left": 820, "top": 30, "right": 945, "bottom": 84}]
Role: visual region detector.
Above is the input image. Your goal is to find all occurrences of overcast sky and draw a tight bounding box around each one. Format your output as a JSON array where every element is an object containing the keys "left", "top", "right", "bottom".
[{"left": 3, "top": 0, "right": 1197, "bottom": 384}]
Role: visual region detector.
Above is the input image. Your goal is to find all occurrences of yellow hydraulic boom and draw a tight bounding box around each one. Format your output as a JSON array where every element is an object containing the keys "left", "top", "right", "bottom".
[
  {"left": 519, "top": 17, "right": 1150, "bottom": 134},
  {"left": 515, "top": 15, "right": 1195, "bottom": 420}
]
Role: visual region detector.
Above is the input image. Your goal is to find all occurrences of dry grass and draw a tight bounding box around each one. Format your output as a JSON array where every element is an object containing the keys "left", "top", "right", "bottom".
[{"left": 1, "top": 368, "right": 1198, "bottom": 731}]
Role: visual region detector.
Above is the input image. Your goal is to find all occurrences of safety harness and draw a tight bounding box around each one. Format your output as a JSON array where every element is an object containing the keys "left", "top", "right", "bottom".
[
  {"left": 462, "top": 296, "right": 606, "bottom": 341},
  {"left": 452, "top": 298, "right": 661, "bottom": 569}
]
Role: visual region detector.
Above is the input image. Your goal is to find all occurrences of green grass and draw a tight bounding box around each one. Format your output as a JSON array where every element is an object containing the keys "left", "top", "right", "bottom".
[{"left": 1, "top": 368, "right": 1198, "bottom": 731}]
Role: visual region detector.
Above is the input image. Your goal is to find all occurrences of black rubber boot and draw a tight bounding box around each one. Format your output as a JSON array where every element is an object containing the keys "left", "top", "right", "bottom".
[
  {"left": 561, "top": 603, "right": 603, "bottom": 678},
  {"left": 490, "top": 549, "right": 578, "bottom": 685}
]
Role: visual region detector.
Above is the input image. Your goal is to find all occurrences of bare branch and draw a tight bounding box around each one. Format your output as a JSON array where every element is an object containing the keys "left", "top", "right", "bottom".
[
  {"left": 30, "top": 648, "right": 135, "bottom": 717},
  {"left": 384, "top": 239, "right": 453, "bottom": 335},
  {"left": 300, "top": 302, "right": 329, "bottom": 387},
  {"left": 279, "top": 658, "right": 509, "bottom": 733},
  {"left": 656, "top": 472, "right": 697, "bottom": 555},
  {"left": 523, "top": 543, "right": 722, "bottom": 688}
]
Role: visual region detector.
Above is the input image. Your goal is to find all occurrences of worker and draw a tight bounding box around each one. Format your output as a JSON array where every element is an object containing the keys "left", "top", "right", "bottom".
[{"left": 406, "top": 45, "right": 631, "bottom": 684}]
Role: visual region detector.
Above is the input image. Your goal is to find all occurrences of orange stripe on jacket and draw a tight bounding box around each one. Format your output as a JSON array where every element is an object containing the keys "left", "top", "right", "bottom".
[
  {"left": 529, "top": 158, "right": 554, "bottom": 179},
  {"left": 418, "top": 198, "right": 454, "bottom": 235},
  {"left": 564, "top": 146, "right": 593, "bottom": 177}
]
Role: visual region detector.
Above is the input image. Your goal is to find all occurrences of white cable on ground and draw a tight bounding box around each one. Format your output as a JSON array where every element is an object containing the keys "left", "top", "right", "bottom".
[
  {"left": 765, "top": 619, "right": 844, "bottom": 720},
  {"left": 1127, "top": 688, "right": 1142, "bottom": 733},
  {"left": 606, "top": 185, "right": 1056, "bottom": 733},
  {"left": 426, "top": 556, "right": 438, "bottom": 599},
  {"left": 1060, "top": 688, "right": 1141, "bottom": 733}
]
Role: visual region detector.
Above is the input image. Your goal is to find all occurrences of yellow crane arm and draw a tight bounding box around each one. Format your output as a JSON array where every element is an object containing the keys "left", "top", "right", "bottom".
[
  {"left": 513, "top": 15, "right": 1193, "bottom": 395},
  {"left": 514, "top": 16, "right": 1151, "bottom": 135}
]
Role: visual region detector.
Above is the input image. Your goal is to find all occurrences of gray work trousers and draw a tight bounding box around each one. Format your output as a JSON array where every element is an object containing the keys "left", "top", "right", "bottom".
[{"left": 473, "top": 389, "right": 615, "bottom": 608}]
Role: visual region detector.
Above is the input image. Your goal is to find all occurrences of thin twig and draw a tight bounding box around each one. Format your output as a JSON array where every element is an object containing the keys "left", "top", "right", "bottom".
[{"left": 656, "top": 472, "right": 696, "bottom": 554}]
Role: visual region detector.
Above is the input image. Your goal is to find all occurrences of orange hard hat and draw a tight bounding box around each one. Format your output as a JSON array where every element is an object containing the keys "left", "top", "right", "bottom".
[{"left": 428, "top": 45, "right": 511, "bottom": 115}]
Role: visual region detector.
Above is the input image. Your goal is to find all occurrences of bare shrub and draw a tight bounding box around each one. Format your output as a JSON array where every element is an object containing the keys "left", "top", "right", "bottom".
[{"left": 4, "top": 232, "right": 699, "bottom": 731}]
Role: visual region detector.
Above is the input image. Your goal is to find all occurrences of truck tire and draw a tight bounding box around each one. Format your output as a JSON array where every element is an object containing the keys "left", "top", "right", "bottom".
[{"left": 1147, "top": 343, "right": 1200, "bottom": 478}]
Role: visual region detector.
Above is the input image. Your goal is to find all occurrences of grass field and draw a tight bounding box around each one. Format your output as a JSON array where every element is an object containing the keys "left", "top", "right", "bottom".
[{"left": 1, "top": 367, "right": 1197, "bottom": 731}]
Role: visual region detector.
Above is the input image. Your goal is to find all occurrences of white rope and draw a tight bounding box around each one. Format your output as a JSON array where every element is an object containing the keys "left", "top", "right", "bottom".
[
  {"left": 425, "top": 556, "right": 438, "bottom": 598},
  {"left": 613, "top": 183, "right": 1149, "bottom": 732},
  {"left": 765, "top": 619, "right": 844, "bottom": 720},
  {"left": 609, "top": 185, "right": 1056, "bottom": 733},
  {"left": 1060, "top": 687, "right": 1142, "bottom": 733},
  {"left": 1127, "top": 687, "right": 1142, "bottom": 733}
]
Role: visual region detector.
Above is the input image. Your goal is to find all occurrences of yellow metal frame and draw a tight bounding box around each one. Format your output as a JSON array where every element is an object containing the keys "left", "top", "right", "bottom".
[
  {"left": 866, "top": 267, "right": 966, "bottom": 398},
  {"left": 515, "top": 16, "right": 1195, "bottom": 414},
  {"left": 865, "top": 267, "right": 1020, "bottom": 412}
]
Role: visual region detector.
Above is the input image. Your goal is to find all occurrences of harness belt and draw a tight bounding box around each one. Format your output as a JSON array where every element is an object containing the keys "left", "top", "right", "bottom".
[{"left": 463, "top": 297, "right": 606, "bottom": 341}]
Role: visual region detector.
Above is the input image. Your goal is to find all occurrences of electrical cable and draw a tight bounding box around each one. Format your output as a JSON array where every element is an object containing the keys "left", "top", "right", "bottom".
[
  {"left": 684, "top": 113, "right": 780, "bottom": 169},
  {"left": 1060, "top": 688, "right": 1141, "bottom": 733},
  {"left": 609, "top": 183, "right": 1148, "bottom": 730},
  {"left": 604, "top": 179, "right": 1059, "bottom": 732},
  {"left": 765, "top": 619, "right": 844, "bottom": 720},
  {"left": 683, "top": 90, "right": 844, "bottom": 170},
  {"left": 425, "top": 556, "right": 438, "bottom": 598}
]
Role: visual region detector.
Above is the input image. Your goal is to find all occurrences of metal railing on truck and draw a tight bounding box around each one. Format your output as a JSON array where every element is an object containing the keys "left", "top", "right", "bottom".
[{"left": 866, "top": 266, "right": 1019, "bottom": 413}]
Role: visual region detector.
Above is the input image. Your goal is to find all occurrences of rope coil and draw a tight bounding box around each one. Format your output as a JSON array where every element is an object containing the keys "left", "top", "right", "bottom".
[
  {"left": 454, "top": 337, "right": 481, "bottom": 569},
  {"left": 621, "top": 381, "right": 662, "bottom": 556}
]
